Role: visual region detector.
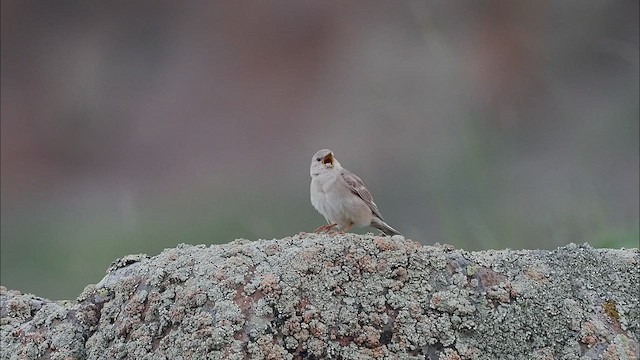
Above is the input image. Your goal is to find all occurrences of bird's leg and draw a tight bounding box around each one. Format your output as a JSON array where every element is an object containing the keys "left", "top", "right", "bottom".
[
  {"left": 328, "top": 222, "right": 352, "bottom": 235},
  {"left": 314, "top": 223, "right": 338, "bottom": 233},
  {"left": 341, "top": 222, "right": 353, "bottom": 233}
]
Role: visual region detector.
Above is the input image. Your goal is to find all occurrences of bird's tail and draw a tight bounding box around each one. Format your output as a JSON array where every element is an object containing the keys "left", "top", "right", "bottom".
[{"left": 371, "top": 218, "right": 402, "bottom": 236}]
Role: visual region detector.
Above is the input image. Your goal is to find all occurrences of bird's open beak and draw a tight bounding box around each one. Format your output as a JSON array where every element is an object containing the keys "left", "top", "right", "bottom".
[{"left": 323, "top": 153, "right": 334, "bottom": 167}]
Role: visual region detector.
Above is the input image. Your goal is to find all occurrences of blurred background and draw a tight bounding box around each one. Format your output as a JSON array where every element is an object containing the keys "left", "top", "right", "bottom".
[{"left": 1, "top": 1, "right": 638, "bottom": 300}]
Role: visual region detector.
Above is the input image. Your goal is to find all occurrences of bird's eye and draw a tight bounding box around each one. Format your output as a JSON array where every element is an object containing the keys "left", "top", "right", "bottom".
[{"left": 316, "top": 157, "right": 322, "bottom": 161}]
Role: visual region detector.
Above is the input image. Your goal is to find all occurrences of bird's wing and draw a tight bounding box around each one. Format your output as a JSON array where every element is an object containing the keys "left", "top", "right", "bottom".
[{"left": 341, "top": 169, "right": 385, "bottom": 221}]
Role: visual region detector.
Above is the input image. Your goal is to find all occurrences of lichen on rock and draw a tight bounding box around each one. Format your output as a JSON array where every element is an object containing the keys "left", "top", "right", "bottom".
[{"left": 1, "top": 233, "right": 638, "bottom": 359}]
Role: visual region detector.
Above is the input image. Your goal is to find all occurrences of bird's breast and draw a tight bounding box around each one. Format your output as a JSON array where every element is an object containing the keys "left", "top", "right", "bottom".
[{"left": 311, "top": 176, "right": 342, "bottom": 218}]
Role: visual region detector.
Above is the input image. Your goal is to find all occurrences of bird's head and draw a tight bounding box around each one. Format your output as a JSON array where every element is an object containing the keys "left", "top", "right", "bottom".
[{"left": 310, "top": 149, "right": 340, "bottom": 176}]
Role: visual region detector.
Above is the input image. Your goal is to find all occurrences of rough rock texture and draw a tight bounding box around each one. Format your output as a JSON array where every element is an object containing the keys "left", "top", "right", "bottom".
[{"left": 1, "top": 233, "right": 638, "bottom": 360}]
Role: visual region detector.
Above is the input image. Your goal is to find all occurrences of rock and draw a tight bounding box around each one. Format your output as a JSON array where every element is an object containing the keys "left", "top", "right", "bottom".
[{"left": 1, "top": 233, "right": 638, "bottom": 359}]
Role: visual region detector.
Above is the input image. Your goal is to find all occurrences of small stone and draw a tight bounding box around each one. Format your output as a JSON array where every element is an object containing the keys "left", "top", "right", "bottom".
[{"left": 391, "top": 235, "right": 404, "bottom": 242}]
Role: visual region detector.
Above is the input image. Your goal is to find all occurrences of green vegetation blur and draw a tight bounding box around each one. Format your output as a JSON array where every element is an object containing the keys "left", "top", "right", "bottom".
[{"left": 1, "top": 1, "right": 638, "bottom": 300}]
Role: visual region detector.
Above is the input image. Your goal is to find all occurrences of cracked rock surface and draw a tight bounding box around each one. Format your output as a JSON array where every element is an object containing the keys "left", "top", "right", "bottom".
[{"left": 1, "top": 233, "right": 638, "bottom": 359}]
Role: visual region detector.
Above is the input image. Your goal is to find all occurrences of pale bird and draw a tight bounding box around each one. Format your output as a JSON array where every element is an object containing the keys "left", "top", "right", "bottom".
[{"left": 310, "top": 149, "right": 401, "bottom": 236}]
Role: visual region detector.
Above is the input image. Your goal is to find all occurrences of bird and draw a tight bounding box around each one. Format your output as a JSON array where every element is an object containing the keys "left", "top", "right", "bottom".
[{"left": 309, "top": 149, "right": 402, "bottom": 236}]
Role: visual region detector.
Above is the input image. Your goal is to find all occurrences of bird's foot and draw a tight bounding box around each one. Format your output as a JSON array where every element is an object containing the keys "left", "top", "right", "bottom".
[
  {"left": 326, "top": 223, "right": 352, "bottom": 235},
  {"left": 314, "top": 224, "right": 338, "bottom": 233}
]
